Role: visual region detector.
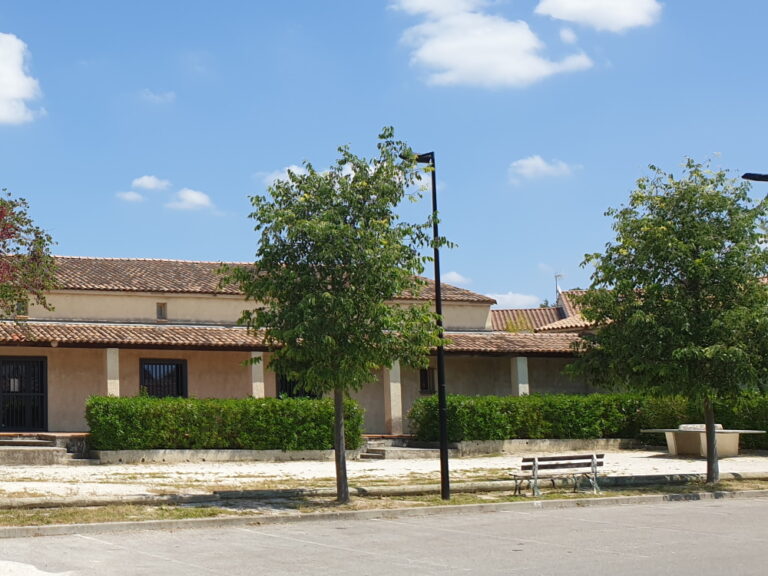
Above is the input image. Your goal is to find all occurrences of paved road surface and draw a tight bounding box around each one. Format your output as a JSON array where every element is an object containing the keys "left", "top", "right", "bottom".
[{"left": 1, "top": 497, "right": 767, "bottom": 575}]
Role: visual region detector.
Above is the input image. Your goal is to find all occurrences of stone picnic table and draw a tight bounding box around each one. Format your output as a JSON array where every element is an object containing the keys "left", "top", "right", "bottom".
[{"left": 641, "top": 424, "right": 765, "bottom": 458}]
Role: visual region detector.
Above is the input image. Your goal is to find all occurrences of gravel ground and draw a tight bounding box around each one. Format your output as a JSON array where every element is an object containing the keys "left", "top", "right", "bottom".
[{"left": 1, "top": 449, "right": 767, "bottom": 500}]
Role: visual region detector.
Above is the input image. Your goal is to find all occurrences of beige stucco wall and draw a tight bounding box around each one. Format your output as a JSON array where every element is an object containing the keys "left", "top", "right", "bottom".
[
  {"left": 1, "top": 347, "right": 259, "bottom": 433},
  {"left": 0, "top": 347, "right": 108, "bottom": 432},
  {"left": 35, "top": 292, "right": 493, "bottom": 330},
  {"left": 33, "top": 291, "right": 248, "bottom": 324},
  {"left": 528, "top": 357, "right": 592, "bottom": 394},
  {"left": 350, "top": 370, "right": 386, "bottom": 434},
  {"left": 392, "top": 300, "right": 491, "bottom": 330},
  {"left": 118, "top": 349, "right": 253, "bottom": 398}
]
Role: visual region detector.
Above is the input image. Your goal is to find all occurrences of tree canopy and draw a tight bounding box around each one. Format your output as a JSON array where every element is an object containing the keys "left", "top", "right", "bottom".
[
  {"left": 569, "top": 160, "right": 768, "bottom": 481},
  {"left": 0, "top": 190, "right": 56, "bottom": 317},
  {"left": 225, "top": 128, "right": 445, "bottom": 500}
]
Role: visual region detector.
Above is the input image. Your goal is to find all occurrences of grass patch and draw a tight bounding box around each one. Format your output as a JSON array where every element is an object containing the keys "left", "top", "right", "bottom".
[{"left": 0, "top": 504, "right": 239, "bottom": 527}]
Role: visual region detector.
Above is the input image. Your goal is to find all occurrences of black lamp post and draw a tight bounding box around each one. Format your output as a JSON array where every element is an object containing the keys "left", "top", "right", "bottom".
[
  {"left": 414, "top": 151, "right": 450, "bottom": 500},
  {"left": 742, "top": 173, "right": 768, "bottom": 182}
]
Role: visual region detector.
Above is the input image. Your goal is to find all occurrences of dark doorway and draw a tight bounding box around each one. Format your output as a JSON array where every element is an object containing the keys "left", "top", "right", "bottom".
[{"left": 0, "top": 357, "right": 47, "bottom": 431}]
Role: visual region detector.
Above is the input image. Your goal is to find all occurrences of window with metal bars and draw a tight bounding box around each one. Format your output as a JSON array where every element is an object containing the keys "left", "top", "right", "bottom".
[
  {"left": 277, "top": 374, "right": 320, "bottom": 399},
  {"left": 140, "top": 359, "right": 187, "bottom": 398},
  {"left": 419, "top": 367, "right": 436, "bottom": 394}
]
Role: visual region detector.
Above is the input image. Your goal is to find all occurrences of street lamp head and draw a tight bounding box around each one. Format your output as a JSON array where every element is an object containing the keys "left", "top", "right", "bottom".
[
  {"left": 414, "top": 152, "right": 434, "bottom": 165},
  {"left": 742, "top": 173, "right": 768, "bottom": 182},
  {"left": 399, "top": 151, "right": 435, "bottom": 165}
]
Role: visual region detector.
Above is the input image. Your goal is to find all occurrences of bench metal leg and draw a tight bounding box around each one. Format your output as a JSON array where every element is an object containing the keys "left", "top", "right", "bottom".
[{"left": 590, "top": 454, "right": 600, "bottom": 494}]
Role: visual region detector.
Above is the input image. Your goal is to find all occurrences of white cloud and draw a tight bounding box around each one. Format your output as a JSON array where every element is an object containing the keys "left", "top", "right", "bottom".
[
  {"left": 259, "top": 165, "right": 309, "bottom": 187},
  {"left": 140, "top": 88, "right": 176, "bottom": 104},
  {"left": 392, "top": 0, "right": 487, "bottom": 17},
  {"left": 394, "top": 0, "right": 592, "bottom": 88},
  {"left": 559, "top": 27, "right": 578, "bottom": 44},
  {"left": 509, "top": 155, "right": 575, "bottom": 182},
  {"left": 0, "top": 33, "right": 43, "bottom": 124},
  {"left": 166, "top": 188, "right": 214, "bottom": 211},
  {"left": 116, "top": 191, "right": 144, "bottom": 202},
  {"left": 535, "top": 0, "right": 662, "bottom": 33},
  {"left": 487, "top": 292, "right": 542, "bottom": 309},
  {"left": 442, "top": 271, "right": 471, "bottom": 286},
  {"left": 132, "top": 175, "right": 171, "bottom": 190}
]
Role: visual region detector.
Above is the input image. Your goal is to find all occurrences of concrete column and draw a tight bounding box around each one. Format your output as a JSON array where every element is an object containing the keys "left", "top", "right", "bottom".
[
  {"left": 510, "top": 356, "right": 529, "bottom": 396},
  {"left": 383, "top": 361, "right": 403, "bottom": 435},
  {"left": 106, "top": 348, "right": 120, "bottom": 397},
  {"left": 250, "top": 352, "right": 266, "bottom": 398}
]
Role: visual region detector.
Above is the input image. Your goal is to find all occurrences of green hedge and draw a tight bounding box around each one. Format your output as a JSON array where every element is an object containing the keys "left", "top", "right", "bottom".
[
  {"left": 408, "top": 393, "right": 768, "bottom": 449},
  {"left": 86, "top": 396, "right": 364, "bottom": 451}
]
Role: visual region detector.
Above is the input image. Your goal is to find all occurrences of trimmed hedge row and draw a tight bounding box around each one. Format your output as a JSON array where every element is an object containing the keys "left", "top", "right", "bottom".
[
  {"left": 408, "top": 393, "right": 768, "bottom": 449},
  {"left": 86, "top": 396, "right": 365, "bottom": 451}
]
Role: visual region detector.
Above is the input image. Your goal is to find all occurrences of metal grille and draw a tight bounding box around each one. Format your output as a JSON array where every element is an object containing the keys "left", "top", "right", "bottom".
[
  {"left": 0, "top": 357, "right": 47, "bottom": 431},
  {"left": 140, "top": 359, "right": 187, "bottom": 397},
  {"left": 277, "top": 374, "right": 319, "bottom": 399}
]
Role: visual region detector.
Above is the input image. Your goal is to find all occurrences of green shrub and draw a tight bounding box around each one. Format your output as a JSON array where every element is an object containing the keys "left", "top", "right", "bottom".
[
  {"left": 408, "top": 392, "right": 768, "bottom": 444},
  {"left": 86, "top": 396, "right": 364, "bottom": 451}
]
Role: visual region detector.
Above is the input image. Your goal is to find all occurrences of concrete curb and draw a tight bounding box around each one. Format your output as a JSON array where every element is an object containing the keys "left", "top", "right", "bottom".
[
  {"left": 3, "top": 471, "right": 767, "bottom": 510},
  {"left": 1, "top": 488, "right": 768, "bottom": 540}
]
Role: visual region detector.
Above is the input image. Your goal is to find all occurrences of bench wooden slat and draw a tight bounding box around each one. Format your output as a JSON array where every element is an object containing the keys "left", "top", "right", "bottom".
[
  {"left": 522, "top": 461, "right": 604, "bottom": 471},
  {"left": 522, "top": 454, "right": 604, "bottom": 463}
]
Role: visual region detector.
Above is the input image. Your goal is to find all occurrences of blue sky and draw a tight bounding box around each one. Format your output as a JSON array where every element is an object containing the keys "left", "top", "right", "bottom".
[{"left": 1, "top": 1, "right": 767, "bottom": 308}]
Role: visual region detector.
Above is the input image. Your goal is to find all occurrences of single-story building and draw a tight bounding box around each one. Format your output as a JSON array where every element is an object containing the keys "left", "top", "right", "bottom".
[{"left": 0, "top": 257, "right": 586, "bottom": 434}]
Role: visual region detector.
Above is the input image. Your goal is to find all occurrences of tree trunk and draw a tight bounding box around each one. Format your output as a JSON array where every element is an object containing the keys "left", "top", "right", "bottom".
[
  {"left": 334, "top": 387, "right": 350, "bottom": 503},
  {"left": 704, "top": 397, "right": 719, "bottom": 484}
]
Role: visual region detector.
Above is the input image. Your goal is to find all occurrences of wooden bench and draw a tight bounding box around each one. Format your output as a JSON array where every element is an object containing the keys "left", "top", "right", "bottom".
[
  {"left": 513, "top": 453, "right": 604, "bottom": 497},
  {"left": 641, "top": 424, "right": 765, "bottom": 457}
]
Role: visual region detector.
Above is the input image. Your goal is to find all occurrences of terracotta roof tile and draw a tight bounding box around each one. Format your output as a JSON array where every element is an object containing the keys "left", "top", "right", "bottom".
[
  {"left": 394, "top": 277, "right": 496, "bottom": 303},
  {"left": 0, "top": 321, "right": 578, "bottom": 355},
  {"left": 443, "top": 331, "right": 579, "bottom": 355},
  {"left": 490, "top": 307, "right": 562, "bottom": 331},
  {"left": 52, "top": 257, "right": 493, "bottom": 303},
  {"left": 0, "top": 321, "right": 266, "bottom": 350},
  {"left": 558, "top": 289, "right": 587, "bottom": 317},
  {"left": 53, "top": 257, "right": 245, "bottom": 295},
  {"left": 534, "top": 290, "right": 591, "bottom": 332},
  {"left": 535, "top": 316, "right": 592, "bottom": 333}
]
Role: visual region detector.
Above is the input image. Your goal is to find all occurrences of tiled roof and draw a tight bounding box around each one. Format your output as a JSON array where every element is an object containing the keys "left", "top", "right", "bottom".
[
  {"left": 51, "top": 257, "right": 494, "bottom": 303},
  {"left": 535, "top": 316, "right": 592, "bottom": 333},
  {"left": 54, "top": 257, "right": 245, "bottom": 295},
  {"left": 535, "top": 289, "right": 591, "bottom": 332},
  {"left": 558, "top": 289, "right": 587, "bottom": 317},
  {"left": 391, "top": 277, "right": 496, "bottom": 304},
  {"left": 0, "top": 321, "right": 266, "bottom": 350},
  {"left": 0, "top": 321, "right": 578, "bottom": 355},
  {"left": 490, "top": 307, "right": 562, "bottom": 331},
  {"left": 444, "top": 331, "right": 579, "bottom": 355}
]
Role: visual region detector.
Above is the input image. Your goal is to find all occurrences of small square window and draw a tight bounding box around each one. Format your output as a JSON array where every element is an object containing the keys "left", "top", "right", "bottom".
[
  {"left": 15, "top": 300, "right": 28, "bottom": 317},
  {"left": 156, "top": 302, "right": 167, "bottom": 320}
]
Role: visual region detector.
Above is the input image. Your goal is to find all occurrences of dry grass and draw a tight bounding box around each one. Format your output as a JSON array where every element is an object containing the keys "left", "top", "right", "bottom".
[
  {"left": 0, "top": 476, "right": 766, "bottom": 528},
  {"left": 0, "top": 504, "right": 239, "bottom": 527}
]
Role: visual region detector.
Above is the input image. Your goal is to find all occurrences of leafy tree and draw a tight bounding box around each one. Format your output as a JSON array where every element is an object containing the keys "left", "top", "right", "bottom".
[
  {"left": 225, "top": 128, "right": 444, "bottom": 502},
  {"left": 0, "top": 190, "right": 56, "bottom": 317},
  {"left": 569, "top": 160, "right": 768, "bottom": 483}
]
